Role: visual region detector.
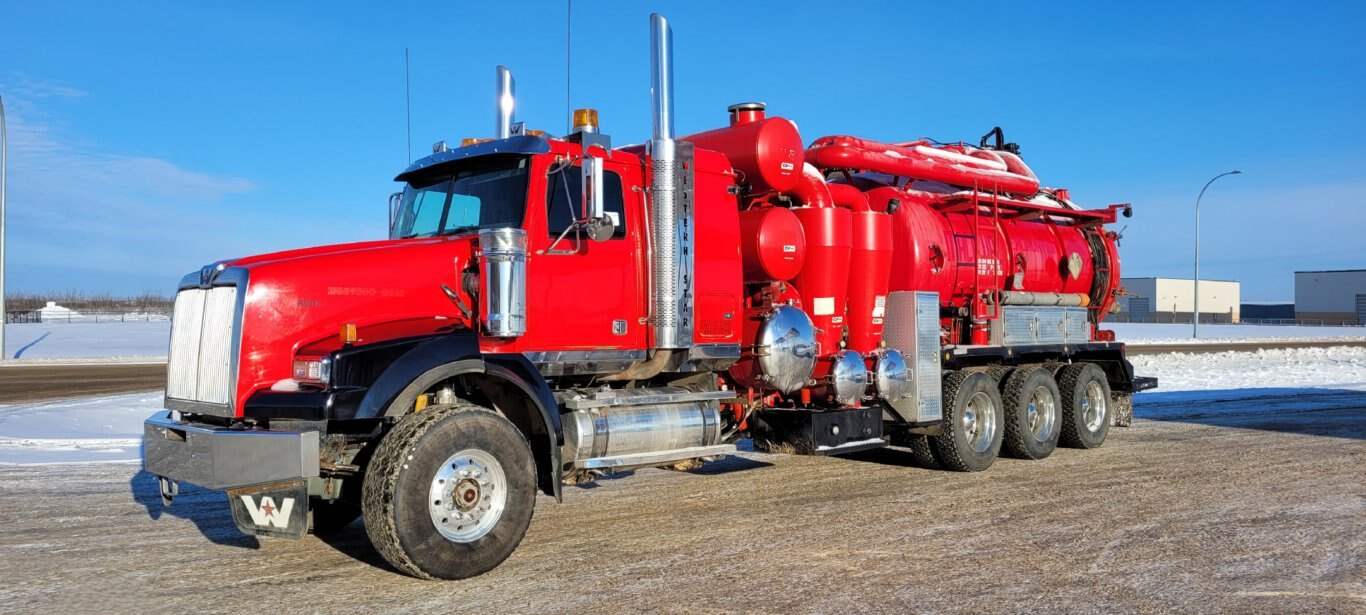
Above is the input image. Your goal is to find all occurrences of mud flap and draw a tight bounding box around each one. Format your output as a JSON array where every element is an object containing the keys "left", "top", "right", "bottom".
[{"left": 227, "top": 479, "right": 309, "bottom": 539}]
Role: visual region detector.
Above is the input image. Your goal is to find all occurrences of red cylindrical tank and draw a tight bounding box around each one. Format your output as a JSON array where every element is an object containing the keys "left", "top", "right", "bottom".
[
  {"left": 874, "top": 182, "right": 1118, "bottom": 344},
  {"left": 826, "top": 183, "right": 892, "bottom": 354},
  {"left": 877, "top": 187, "right": 954, "bottom": 301},
  {"left": 682, "top": 103, "right": 804, "bottom": 195},
  {"left": 739, "top": 206, "right": 806, "bottom": 282},
  {"left": 790, "top": 205, "right": 853, "bottom": 357},
  {"left": 846, "top": 210, "right": 893, "bottom": 354}
]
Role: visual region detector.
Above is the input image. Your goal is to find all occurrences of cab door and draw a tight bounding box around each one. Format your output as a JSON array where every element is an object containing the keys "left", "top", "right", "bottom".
[{"left": 521, "top": 155, "right": 647, "bottom": 351}]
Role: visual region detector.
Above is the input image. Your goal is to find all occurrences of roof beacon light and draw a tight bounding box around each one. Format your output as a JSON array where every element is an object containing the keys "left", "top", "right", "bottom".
[{"left": 572, "top": 108, "right": 600, "bottom": 134}]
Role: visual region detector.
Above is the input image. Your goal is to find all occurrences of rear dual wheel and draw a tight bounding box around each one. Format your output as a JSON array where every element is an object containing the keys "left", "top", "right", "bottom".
[
  {"left": 1057, "top": 363, "right": 1112, "bottom": 449},
  {"left": 1000, "top": 367, "right": 1062, "bottom": 460},
  {"left": 931, "top": 371, "right": 1004, "bottom": 472}
]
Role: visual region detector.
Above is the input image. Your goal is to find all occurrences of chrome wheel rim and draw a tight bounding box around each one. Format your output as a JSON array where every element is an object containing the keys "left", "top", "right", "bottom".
[
  {"left": 1028, "top": 385, "right": 1058, "bottom": 442},
  {"left": 1082, "top": 381, "right": 1107, "bottom": 432},
  {"left": 962, "top": 391, "right": 998, "bottom": 453},
  {"left": 428, "top": 449, "right": 507, "bottom": 543}
]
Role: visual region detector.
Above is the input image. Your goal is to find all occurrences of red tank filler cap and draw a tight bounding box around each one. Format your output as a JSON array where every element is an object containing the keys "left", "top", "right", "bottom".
[{"left": 728, "top": 102, "right": 767, "bottom": 126}]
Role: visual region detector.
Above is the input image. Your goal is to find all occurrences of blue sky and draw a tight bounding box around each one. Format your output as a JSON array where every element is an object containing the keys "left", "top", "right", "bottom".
[{"left": 1, "top": 1, "right": 1363, "bottom": 300}]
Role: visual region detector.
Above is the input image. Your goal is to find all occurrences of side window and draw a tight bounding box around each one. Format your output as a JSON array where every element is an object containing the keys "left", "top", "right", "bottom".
[{"left": 546, "top": 167, "right": 626, "bottom": 239}]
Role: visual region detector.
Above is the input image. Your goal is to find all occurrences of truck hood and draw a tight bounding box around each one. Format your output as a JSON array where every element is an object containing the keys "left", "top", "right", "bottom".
[
  {"left": 225, "top": 234, "right": 481, "bottom": 414},
  {"left": 222, "top": 236, "right": 452, "bottom": 269}
]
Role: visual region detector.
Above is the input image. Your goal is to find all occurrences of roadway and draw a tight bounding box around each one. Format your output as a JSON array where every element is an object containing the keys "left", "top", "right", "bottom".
[
  {"left": 0, "top": 362, "right": 167, "bottom": 404},
  {"left": 2, "top": 388, "right": 1362, "bottom": 612}
]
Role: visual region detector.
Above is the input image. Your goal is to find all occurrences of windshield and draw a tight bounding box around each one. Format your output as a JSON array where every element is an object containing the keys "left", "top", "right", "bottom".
[{"left": 391, "top": 156, "right": 531, "bottom": 239}]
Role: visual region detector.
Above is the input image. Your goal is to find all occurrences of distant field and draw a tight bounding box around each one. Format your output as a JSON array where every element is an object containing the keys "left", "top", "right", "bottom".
[{"left": 3, "top": 321, "right": 170, "bottom": 360}]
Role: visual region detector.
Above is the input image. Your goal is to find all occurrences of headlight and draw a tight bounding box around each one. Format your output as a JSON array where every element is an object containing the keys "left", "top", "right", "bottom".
[{"left": 292, "top": 357, "right": 331, "bottom": 383}]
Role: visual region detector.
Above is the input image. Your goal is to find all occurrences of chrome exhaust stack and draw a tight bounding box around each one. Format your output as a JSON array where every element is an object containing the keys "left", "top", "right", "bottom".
[
  {"left": 495, "top": 65, "right": 515, "bottom": 139},
  {"left": 647, "top": 12, "right": 692, "bottom": 350}
]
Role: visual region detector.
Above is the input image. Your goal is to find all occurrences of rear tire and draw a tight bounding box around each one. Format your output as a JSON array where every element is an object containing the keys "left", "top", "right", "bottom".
[
  {"left": 362, "top": 403, "right": 537, "bottom": 580},
  {"left": 1057, "top": 363, "right": 1111, "bottom": 449},
  {"left": 930, "top": 371, "right": 1003, "bottom": 472},
  {"left": 890, "top": 431, "right": 940, "bottom": 469},
  {"left": 1000, "top": 367, "right": 1062, "bottom": 460}
]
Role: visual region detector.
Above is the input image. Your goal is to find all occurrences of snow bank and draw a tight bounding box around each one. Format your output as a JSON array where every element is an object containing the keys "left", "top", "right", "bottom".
[
  {"left": 1130, "top": 346, "right": 1366, "bottom": 393},
  {"left": 3, "top": 321, "right": 170, "bottom": 360},
  {"left": 0, "top": 392, "right": 159, "bottom": 465},
  {"left": 1109, "top": 322, "right": 1366, "bottom": 345}
]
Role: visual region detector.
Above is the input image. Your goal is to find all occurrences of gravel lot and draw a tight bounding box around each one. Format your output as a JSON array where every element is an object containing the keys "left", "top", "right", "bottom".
[{"left": 1, "top": 389, "right": 1362, "bottom": 614}]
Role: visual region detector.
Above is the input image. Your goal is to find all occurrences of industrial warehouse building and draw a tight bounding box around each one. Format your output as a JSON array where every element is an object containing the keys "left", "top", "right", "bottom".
[
  {"left": 1295, "top": 269, "right": 1366, "bottom": 324},
  {"left": 1115, "top": 277, "right": 1241, "bottom": 323}
]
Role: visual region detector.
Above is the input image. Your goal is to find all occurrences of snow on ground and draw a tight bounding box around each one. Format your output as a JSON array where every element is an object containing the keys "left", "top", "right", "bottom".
[
  {"left": 0, "top": 392, "right": 159, "bottom": 465},
  {"left": 1130, "top": 346, "right": 1366, "bottom": 393},
  {"left": 1131, "top": 346, "right": 1366, "bottom": 422},
  {"left": 3, "top": 321, "right": 170, "bottom": 360},
  {"left": 1110, "top": 322, "right": 1366, "bottom": 345}
]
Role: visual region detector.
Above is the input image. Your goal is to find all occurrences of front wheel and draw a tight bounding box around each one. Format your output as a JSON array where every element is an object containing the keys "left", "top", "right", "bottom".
[
  {"left": 362, "top": 403, "right": 537, "bottom": 580},
  {"left": 1057, "top": 363, "right": 1111, "bottom": 449}
]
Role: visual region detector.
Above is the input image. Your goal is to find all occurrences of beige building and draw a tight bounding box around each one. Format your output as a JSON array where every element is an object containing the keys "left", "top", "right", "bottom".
[
  {"left": 1295, "top": 269, "right": 1366, "bottom": 324},
  {"left": 1117, "top": 277, "right": 1241, "bottom": 323}
]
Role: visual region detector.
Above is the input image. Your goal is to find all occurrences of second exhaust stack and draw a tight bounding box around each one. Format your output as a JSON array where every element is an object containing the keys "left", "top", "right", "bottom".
[
  {"left": 647, "top": 12, "right": 691, "bottom": 350},
  {"left": 495, "top": 65, "right": 515, "bottom": 139}
]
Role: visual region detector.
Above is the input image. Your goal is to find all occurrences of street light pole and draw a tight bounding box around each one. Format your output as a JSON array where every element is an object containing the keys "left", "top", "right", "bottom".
[
  {"left": 1, "top": 94, "right": 7, "bottom": 358},
  {"left": 1193, "top": 169, "right": 1242, "bottom": 338}
]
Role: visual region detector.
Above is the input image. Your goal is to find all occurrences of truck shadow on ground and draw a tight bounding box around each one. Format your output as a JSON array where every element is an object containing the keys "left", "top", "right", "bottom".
[
  {"left": 129, "top": 470, "right": 261, "bottom": 549},
  {"left": 312, "top": 455, "right": 776, "bottom": 574},
  {"left": 571, "top": 454, "right": 774, "bottom": 489},
  {"left": 840, "top": 447, "right": 938, "bottom": 470},
  {"left": 1134, "top": 387, "right": 1366, "bottom": 441}
]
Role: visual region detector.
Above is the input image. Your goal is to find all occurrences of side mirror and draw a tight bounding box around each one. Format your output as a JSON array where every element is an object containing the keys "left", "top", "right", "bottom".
[
  {"left": 581, "top": 156, "right": 614, "bottom": 241},
  {"left": 388, "top": 191, "right": 403, "bottom": 238}
]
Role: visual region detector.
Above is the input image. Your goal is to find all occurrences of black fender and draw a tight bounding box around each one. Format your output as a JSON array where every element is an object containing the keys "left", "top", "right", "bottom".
[{"left": 337, "top": 334, "right": 563, "bottom": 501}]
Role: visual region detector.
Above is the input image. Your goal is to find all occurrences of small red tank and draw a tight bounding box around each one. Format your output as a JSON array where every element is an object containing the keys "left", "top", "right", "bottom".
[
  {"left": 739, "top": 206, "right": 806, "bottom": 282},
  {"left": 682, "top": 103, "right": 804, "bottom": 195}
]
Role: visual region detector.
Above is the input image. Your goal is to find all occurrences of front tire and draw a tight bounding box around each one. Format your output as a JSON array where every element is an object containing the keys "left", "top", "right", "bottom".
[
  {"left": 1057, "top": 363, "right": 1111, "bottom": 449},
  {"left": 930, "top": 371, "right": 1003, "bottom": 472},
  {"left": 1000, "top": 367, "right": 1062, "bottom": 460},
  {"left": 362, "top": 403, "right": 537, "bottom": 580}
]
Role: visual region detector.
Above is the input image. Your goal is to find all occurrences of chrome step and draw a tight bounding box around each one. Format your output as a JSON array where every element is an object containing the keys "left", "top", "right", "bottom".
[
  {"left": 576, "top": 444, "right": 737, "bottom": 471},
  {"left": 562, "top": 387, "right": 736, "bottom": 410}
]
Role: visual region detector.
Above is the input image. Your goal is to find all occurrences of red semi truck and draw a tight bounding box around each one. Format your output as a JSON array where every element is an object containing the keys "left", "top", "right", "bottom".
[{"left": 144, "top": 14, "right": 1155, "bottom": 579}]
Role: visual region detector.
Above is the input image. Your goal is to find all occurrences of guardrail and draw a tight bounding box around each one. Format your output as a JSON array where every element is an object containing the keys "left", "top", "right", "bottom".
[{"left": 1110, "top": 314, "right": 1362, "bottom": 327}]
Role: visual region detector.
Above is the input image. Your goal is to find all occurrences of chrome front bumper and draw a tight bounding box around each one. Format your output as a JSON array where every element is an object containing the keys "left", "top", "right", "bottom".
[{"left": 142, "top": 411, "right": 320, "bottom": 490}]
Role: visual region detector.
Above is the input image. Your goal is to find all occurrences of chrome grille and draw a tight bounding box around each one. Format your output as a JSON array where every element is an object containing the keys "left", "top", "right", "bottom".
[{"left": 167, "top": 285, "right": 239, "bottom": 411}]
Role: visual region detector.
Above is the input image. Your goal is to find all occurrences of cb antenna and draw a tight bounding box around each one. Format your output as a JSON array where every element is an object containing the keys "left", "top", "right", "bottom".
[
  {"left": 566, "top": 0, "right": 572, "bottom": 133},
  {"left": 405, "top": 47, "right": 412, "bottom": 163}
]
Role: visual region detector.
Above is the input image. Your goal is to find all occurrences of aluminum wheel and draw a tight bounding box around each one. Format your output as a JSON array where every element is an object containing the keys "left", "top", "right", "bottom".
[
  {"left": 1027, "top": 385, "right": 1058, "bottom": 443},
  {"left": 962, "top": 391, "right": 999, "bottom": 454},
  {"left": 1082, "top": 381, "right": 1107, "bottom": 432},
  {"left": 428, "top": 449, "right": 508, "bottom": 543}
]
